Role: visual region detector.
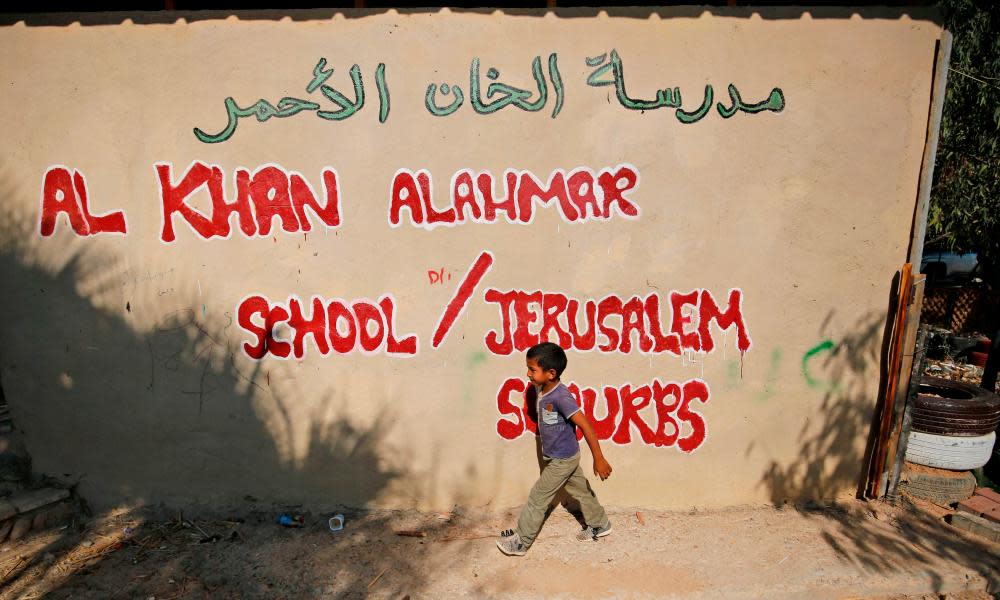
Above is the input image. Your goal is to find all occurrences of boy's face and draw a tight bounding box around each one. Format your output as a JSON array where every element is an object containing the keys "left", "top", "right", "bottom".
[{"left": 526, "top": 357, "right": 557, "bottom": 388}]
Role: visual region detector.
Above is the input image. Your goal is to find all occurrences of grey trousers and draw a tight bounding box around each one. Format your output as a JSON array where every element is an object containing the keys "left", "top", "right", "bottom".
[{"left": 515, "top": 452, "right": 610, "bottom": 547}]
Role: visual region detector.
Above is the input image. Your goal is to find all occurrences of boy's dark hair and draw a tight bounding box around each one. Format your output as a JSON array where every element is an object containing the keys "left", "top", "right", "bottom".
[{"left": 527, "top": 342, "right": 568, "bottom": 378}]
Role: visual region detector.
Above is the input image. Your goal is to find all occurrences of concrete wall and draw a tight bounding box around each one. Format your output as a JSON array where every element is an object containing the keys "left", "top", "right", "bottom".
[{"left": 0, "top": 9, "right": 941, "bottom": 511}]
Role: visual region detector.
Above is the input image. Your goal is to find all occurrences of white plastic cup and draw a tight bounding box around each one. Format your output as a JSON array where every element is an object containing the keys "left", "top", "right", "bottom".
[{"left": 328, "top": 514, "right": 345, "bottom": 532}]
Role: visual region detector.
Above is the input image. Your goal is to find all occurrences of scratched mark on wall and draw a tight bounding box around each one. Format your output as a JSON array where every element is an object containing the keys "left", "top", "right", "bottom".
[{"left": 755, "top": 348, "right": 783, "bottom": 403}]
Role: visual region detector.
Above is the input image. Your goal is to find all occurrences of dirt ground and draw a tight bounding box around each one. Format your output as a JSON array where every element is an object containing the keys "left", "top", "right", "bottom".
[{"left": 0, "top": 497, "right": 997, "bottom": 600}]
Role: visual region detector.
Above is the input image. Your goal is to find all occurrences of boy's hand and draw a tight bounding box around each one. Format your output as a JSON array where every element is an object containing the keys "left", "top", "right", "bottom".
[
  {"left": 570, "top": 411, "right": 613, "bottom": 481},
  {"left": 593, "top": 455, "right": 612, "bottom": 480}
]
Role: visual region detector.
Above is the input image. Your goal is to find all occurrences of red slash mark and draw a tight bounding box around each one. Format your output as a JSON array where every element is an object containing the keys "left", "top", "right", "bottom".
[{"left": 431, "top": 251, "right": 495, "bottom": 348}]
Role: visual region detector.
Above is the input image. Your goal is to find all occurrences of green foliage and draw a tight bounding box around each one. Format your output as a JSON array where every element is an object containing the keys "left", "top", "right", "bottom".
[{"left": 928, "top": 0, "right": 1000, "bottom": 278}]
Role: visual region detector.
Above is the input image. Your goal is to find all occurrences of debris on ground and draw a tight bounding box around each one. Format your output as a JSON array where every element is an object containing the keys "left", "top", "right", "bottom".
[
  {"left": 393, "top": 530, "right": 426, "bottom": 538},
  {"left": 924, "top": 358, "right": 987, "bottom": 387},
  {"left": 0, "top": 500, "right": 995, "bottom": 599},
  {"left": 0, "top": 487, "right": 73, "bottom": 546}
]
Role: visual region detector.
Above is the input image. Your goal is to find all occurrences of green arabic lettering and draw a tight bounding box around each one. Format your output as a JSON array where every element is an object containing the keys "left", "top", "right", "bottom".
[
  {"left": 307, "top": 58, "right": 335, "bottom": 94},
  {"left": 742, "top": 87, "right": 785, "bottom": 113},
  {"left": 661, "top": 87, "right": 682, "bottom": 108},
  {"left": 425, "top": 82, "right": 465, "bottom": 116},
  {"left": 602, "top": 50, "right": 682, "bottom": 111},
  {"left": 717, "top": 84, "right": 786, "bottom": 118},
  {"left": 375, "top": 63, "right": 390, "bottom": 124},
  {"left": 675, "top": 84, "right": 714, "bottom": 124},
  {"left": 548, "top": 53, "right": 564, "bottom": 118},
  {"left": 470, "top": 56, "right": 550, "bottom": 115},
  {"left": 515, "top": 55, "right": 549, "bottom": 112},
  {"left": 585, "top": 52, "right": 613, "bottom": 87},
  {"left": 192, "top": 96, "right": 320, "bottom": 144},
  {"left": 317, "top": 64, "right": 365, "bottom": 121},
  {"left": 717, "top": 84, "right": 740, "bottom": 118}
]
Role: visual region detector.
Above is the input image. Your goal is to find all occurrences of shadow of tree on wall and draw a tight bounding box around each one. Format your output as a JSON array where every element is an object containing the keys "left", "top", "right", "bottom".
[
  {"left": 0, "top": 173, "right": 478, "bottom": 598},
  {"left": 756, "top": 307, "right": 890, "bottom": 503},
  {"left": 754, "top": 286, "right": 1000, "bottom": 589}
]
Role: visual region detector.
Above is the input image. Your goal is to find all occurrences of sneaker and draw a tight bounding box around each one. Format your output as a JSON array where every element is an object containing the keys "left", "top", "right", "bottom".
[
  {"left": 575, "top": 522, "right": 613, "bottom": 542},
  {"left": 496, "top": 531, "right": 528, "bottom": 556}
]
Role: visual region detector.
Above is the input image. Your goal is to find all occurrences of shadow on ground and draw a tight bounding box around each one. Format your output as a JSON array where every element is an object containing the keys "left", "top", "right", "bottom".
[
  {"left": 755, "top": 277, "right": 1000, "bottom": 591},
  {"left": 0, "top": 171, "right": 477, "bottom": 597}
]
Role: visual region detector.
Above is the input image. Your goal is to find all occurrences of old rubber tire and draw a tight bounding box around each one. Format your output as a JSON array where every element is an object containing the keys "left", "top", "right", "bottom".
[
  {"left": 899, "top": 463, "right": 977, "bottom": 504},
  {"left": 912, "top": 376, "right": 1000, "bottom": 414},
  {"left": 911, "top": 376, "right": 1000, "bottom": 436},
  {"left": 910, "top": 413, "right": 1000, "bottom": 436},
  {"left": 905, "top": 430, "right": 996, "bottom": 470}
]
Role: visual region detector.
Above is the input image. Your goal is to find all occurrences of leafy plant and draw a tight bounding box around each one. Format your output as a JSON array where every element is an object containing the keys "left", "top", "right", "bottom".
[{"left": 928, "top": 0, "right": 1000, "bottom": 282}]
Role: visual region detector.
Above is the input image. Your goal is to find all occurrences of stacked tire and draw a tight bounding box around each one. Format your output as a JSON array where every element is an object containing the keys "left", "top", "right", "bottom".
[{"left": 901, "top": 377, "right": 1000, "bottom": 504}]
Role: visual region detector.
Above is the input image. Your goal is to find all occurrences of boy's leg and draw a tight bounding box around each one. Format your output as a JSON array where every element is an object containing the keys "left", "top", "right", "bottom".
[
  {"left": 515, "top": 454, "right": 580, "bottom": 547},
  {"left": 562, "top": 463, "right": 610, "bottom": 530}
]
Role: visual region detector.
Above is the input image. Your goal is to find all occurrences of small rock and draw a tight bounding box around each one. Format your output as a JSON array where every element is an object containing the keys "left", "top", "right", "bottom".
[
  {"left": 202, "top": 573, "right": 227, "bottom": 588},
  {"left": 0, "top": 519, "right": 13, "bottom": 542},
  {"left": 9, "top": 516, "right": 32, "bottom": 542},
  {"left": 10, "top": 488, "right": 70, "bottom": 514},
  {"left": 0, "top": 500, "right": 16, "bottom": 522}
]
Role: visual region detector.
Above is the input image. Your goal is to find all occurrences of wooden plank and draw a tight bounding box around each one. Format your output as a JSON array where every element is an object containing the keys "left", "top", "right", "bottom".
[
  {"left": 906, "top": 30, "right": 953, "bottom": 266},
  {"left": 868, "top": 264, "right": 913, "bottom": 498},
  {"left": 882, "top": 275, "right": 927, "bottom": 498},
  {"left": 883, "top": 28, "right": 953, "bottom": 498}
]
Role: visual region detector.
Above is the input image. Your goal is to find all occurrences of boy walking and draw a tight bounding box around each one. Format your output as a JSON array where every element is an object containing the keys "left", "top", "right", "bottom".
[{"left": 496, "top": 342, "right": 613, "bottom": 556}]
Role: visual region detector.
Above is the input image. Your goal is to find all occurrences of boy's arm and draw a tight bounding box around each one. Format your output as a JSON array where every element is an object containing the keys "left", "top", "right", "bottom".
[{"left": 569, "top": 411, "right": 612, "bottom": 480}]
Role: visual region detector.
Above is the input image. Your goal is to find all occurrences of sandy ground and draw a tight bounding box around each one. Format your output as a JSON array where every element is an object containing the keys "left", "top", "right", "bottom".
[{"left": 0, "top": 498, "right": 997, "bottom": 600}]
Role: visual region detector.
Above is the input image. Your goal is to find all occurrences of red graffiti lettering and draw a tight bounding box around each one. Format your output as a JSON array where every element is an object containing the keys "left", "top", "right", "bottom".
[
  {"left": 451, "top": 170, "right": 482, "bottom": 222},
  {"left": 288, "top": 297, "right": 330, "bottom": 357},
  {"left": 388, "top": 169, "right": 424, "bottom": 226},
  {"left": 515, "top": 170, "right": 578, "bottom": 223},
  {"left": 389, "top": 165, "right": 641, "bottom": 228},
  {"left": 484, "top": 289, "right": 517, "bottom": 355},
  {"left": 670, "top": 290, "right": 702, "bottom": 351},
  {"left": 483, "top": 289, "right": 751, "bottom": 357},
  {"left": 613, "top": 384, "right": 657, "bottom": 445},
  {"left": 597, "top": 165, "right": 641, "bottom": 218},
  {"left": 427, "top": 268, "right": 452, "bottom": 285},
  {"left": 237, "top": 294, "right": 417, "bottom": 360},
  {"left": 494, "top": 377, "right": 710, "bottom": 452},
  {"left": 496, "top": 378, "right": 527, "bottom": 440},
  {"left": 156, "top": 162, "right": 341, "bottom": 242},
  {"left": 698, "top": 289, "right": 752, "bottom": 353},
  {"left": 431, "top": 251, "right": 494, "bottom": 348},
  {"left": 39, "top": 166, "right": 127, "bottom": 237}
]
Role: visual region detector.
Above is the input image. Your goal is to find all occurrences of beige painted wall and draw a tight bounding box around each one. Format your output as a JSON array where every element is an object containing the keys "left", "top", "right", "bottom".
[{"left": 0, "top": 9, "right": 940, "bottom": 511}]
